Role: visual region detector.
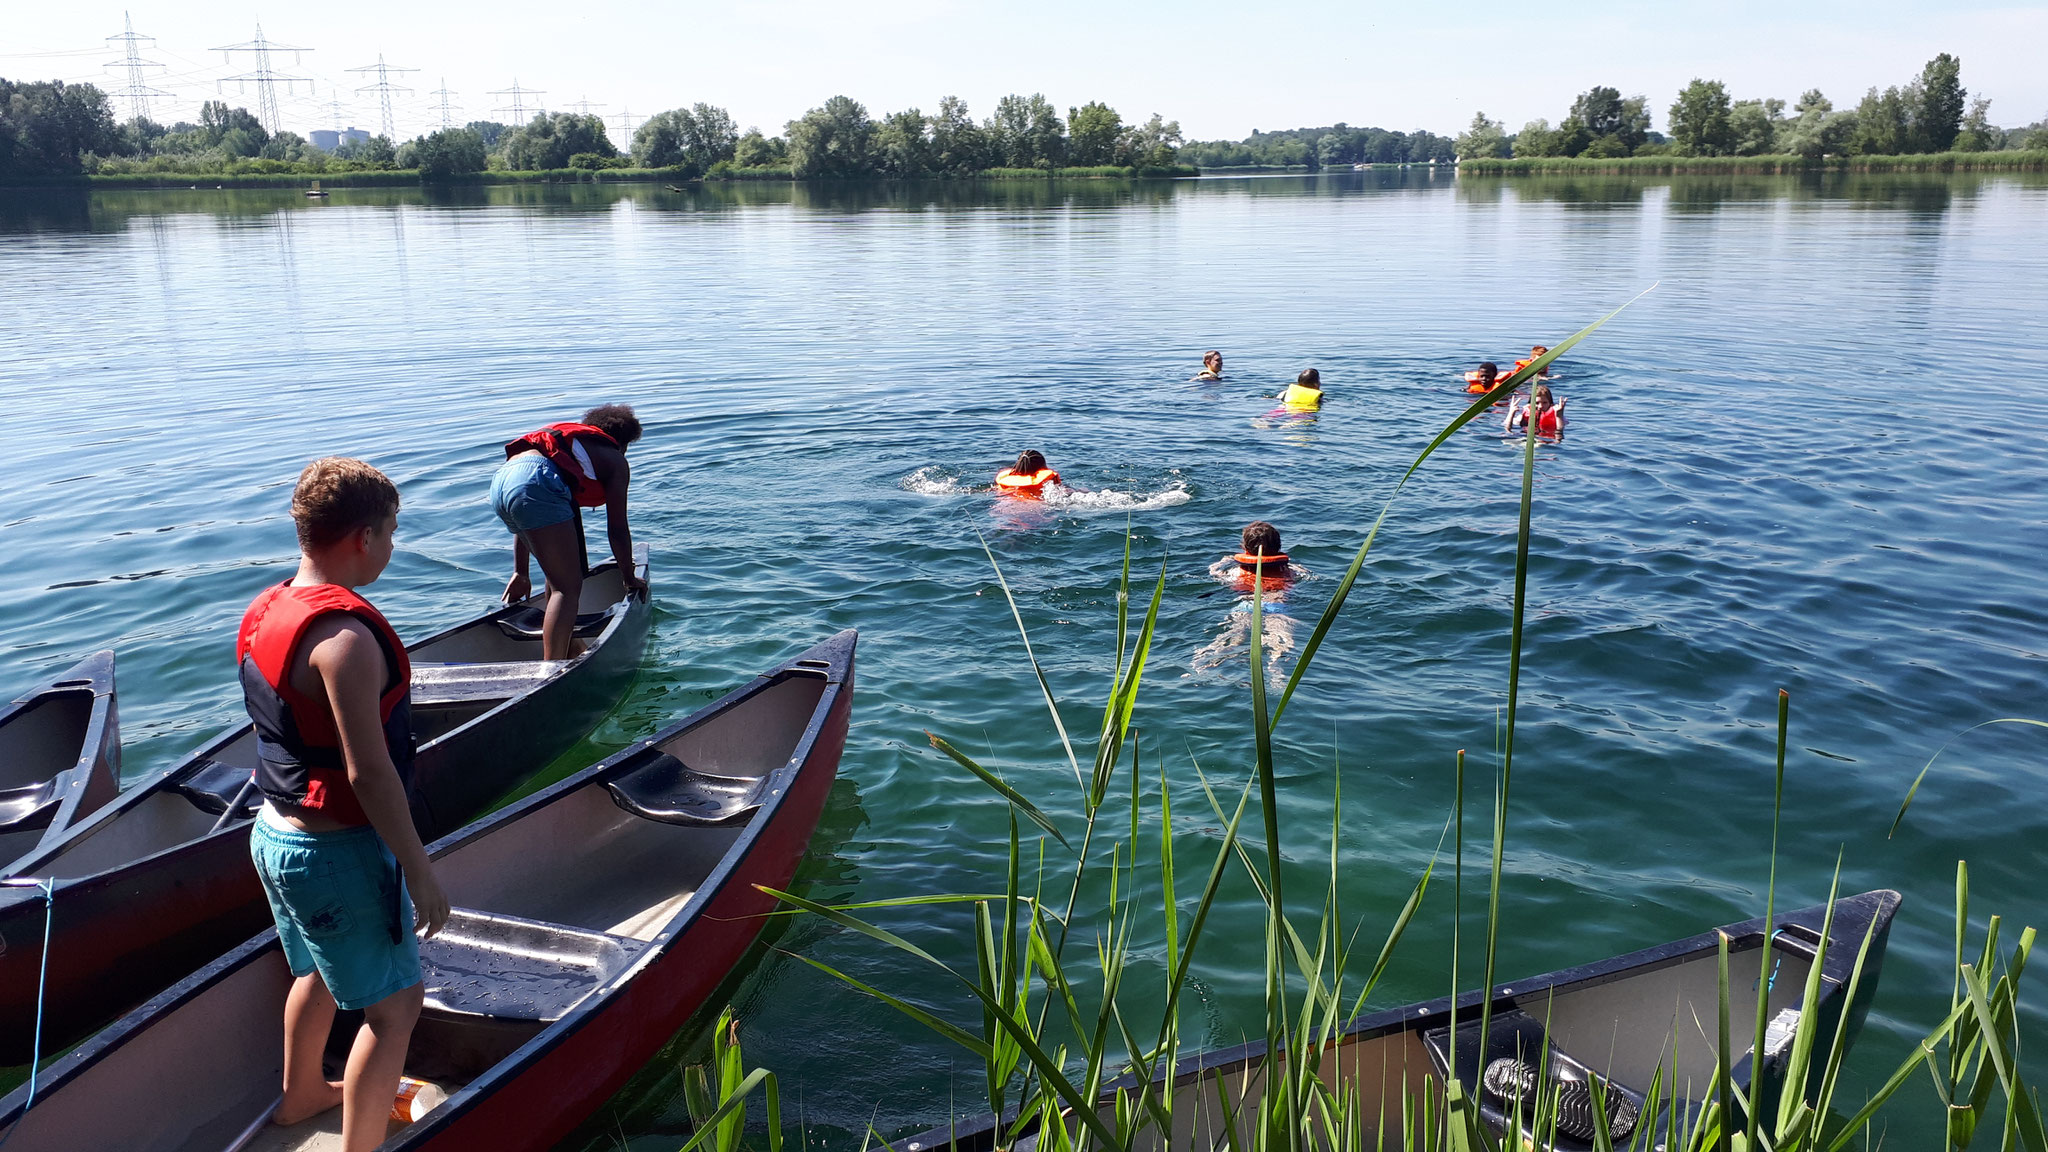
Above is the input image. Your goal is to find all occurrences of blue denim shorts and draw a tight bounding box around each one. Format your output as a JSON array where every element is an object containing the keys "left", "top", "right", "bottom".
[
  {"left": 490, "top": 453, "right": 576, "bottom": 533},
  {"left": 251, "top": 806, "right": 421, "bottom": 1010}
]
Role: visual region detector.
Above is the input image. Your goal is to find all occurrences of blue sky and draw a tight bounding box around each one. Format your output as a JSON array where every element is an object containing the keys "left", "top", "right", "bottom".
[{"left": 6, "top": 0, "right": 2043, "bottom": 143}]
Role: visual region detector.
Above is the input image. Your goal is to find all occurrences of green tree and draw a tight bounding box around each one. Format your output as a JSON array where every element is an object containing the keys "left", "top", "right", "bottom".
[
  {"left": 1617, "top": 96, "right": 1652, "bottom": 152},
  {"left": 1569, "top": 87, "right": 1624, "bottom": 138},
  {"left": 987, "top": 93, "right": 1064, "bottom": 167},
  {"left": 633, "top": 104, "right": 738, "bottom": 171},
  {"left": 1849, "top": 86, "right": 1911, "bottom": 155},
  {"left": 1454, "top": 111, "right": 1509, "bottom": 160},
  {"left": 410, "top": 127, "right": 485, "bottom": 180},
  {"left": 1119, "top": 113, "right": 1182, "bottom": 167},
  {"left": 929, "top": 95, "right": 988, "bottom": 172},
  {"left": 0, "top": 77, "right": 120, "bottom": 178},
  {"left": 502, "top": 113, "right": 615, "bottom": 170},
  {"left": 1728, "top": 98, "right": 1784, "bottom": 155},
  {"left": 1918, "top": 52, "right": 1966, "bottom": 152},
  {"left": 465, "top": 120, "right": 510, "bottom": 151},
  {"left": 732, "top": 129, "right": 783, "bottom": 167},
  {"left": 1954, "top": 98, "right": 1998, "bottom": 151},
  {"left": 1513, "top": 118, "right": 1563, "bottom": 158},
  {"left": 874, "top": 107, "right": 931, "bottom": 175},
  {"left": 1667, "top": 78, "right": 1734, "bottom": 155},
  {"left": 2024, "top": 116, "right": 2048, "bottom": 151},
  {"left": 786, "top": 95, "right": 875, "bottom": 177},
  {"left": 1067, "top": 101, "right": 1123, "bottom": 166}
]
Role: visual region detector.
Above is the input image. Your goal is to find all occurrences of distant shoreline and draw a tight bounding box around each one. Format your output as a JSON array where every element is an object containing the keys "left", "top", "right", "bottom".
[
  {"left": 1456, "top": 150, "right": 2048, "bottom": 175},
  {"left": 0, "top": 164, "right": 1199, "bottom": 191}
]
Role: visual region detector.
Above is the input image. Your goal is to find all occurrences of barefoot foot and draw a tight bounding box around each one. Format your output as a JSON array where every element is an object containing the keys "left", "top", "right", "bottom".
[{"left": 273, "top": 1080, "right": 345, "bottom": 1125}]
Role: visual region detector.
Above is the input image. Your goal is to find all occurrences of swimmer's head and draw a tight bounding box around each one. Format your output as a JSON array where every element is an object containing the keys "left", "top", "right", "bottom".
[
  {"left": 1530, "top": 345, "right": 1549, "bottom": 357},
  {"left": 582, "top": 403, "right": 643, "bottom": 448},
  {"left": 1241, "top": 520, "right": 1283, "bottom": 558},
  {"left": 1013, "top": 450, "right": 1048, "bottom": 475},
  {"left": 1476, "top": 362, "right": 1499, "bottom": 384},
  {"left": 1296, "top": 368, "right": 1321, "bottom": 389},
  {"left": 1203, "top": 350, "right": 1222, "bottom": 370},
  {"left": 1532, "top": 383, "right": 1555, "bottom": 408}
]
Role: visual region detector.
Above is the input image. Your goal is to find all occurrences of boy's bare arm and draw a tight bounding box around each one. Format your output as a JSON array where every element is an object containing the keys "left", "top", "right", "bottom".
[{"left": 307, "top": 617, "right": 451, "bottom": 937}]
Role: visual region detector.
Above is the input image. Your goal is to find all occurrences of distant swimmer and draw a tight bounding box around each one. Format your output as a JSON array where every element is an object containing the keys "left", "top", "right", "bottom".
[
  {"left": 1465, "top": 361, "right": 1501, "bottom": 395},
  {"left": 1506, "top": 383, "right": 1566, "bottom": 435},
  {"left": 1513, "top": 345, "right": 1553, "bottom": 378},
  {"left": 994, "top": 450, "right": 1062, "bottom": 499},
  {"left": 1280, "top": 368, "right": 1323, "bottom": 410},
  {"left": 1194, "top": 521, "right": 1298, "bottom": 688},
  {"left": 1193, "top": 350, "right": 1224, "bottom": 381}
]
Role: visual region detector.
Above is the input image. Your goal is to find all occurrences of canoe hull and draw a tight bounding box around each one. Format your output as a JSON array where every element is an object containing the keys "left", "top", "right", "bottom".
[
  {"left": 0, "top": 558, "right": 651, "bottom": 1062},
  {"left": 0, "top": 650, "right": 120, "bottom": 873}
]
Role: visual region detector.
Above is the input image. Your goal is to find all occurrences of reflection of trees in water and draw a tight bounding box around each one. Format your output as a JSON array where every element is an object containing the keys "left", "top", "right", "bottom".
[{"left": 1446, "top": 171, "right": 2010, "bottom": 215}]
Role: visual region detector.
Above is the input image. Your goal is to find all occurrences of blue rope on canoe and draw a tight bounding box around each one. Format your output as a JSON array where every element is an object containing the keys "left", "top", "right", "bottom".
[{"left": 0, "top": 876, "right": 55, "bottom": 1145}]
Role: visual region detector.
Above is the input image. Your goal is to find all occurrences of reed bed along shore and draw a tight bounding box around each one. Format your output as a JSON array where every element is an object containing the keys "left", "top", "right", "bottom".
[
  {"left": 1457, "top": 150, "right": 2048, "bottom": 176},
  {"left": 674, "top": 298, "right": 2046, "bottom": 1152}
]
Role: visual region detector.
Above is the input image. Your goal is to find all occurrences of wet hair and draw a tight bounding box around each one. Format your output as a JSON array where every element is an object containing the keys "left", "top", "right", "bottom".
[
  {"left": 292, "top": 458, "right": 398, "bottom": 552},
  {"left": 1013, "top": 450, "right": 1047, "bottom": 474},
  {"left": 1533, "top": 383, "right": 1554, "bottom": 406},
  {"left": 1203, "top": 350, "right": 1222, "bottom": 365},
  {"left": 1477, "top": 362, "right": 1499, "bottom": 380},
  {"left": 581, "top": 403, "right": 643, "bottom": 447},
  {"left": 1296, "top": 368, "right": 1320, "bottom": 388},
  {"left": 1530, "top": 345, "right": 1549, "bottom": 355},
  {"left": 1240, "top": 520, "right": 1283, "bottom": 557}
]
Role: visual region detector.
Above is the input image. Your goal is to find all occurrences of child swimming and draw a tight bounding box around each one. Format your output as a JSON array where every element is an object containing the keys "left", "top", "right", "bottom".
[
  {"left": 1505, "top": 383, "right": 1567, "bottom": 435},
  {"left": 1280, "top": 368, "right": 1323, "bottom": 410},
  {"left": 1513, "top": 345, "right": 1553, "bottom": 378},
  {"left": 994, "top": 450, "right": 1062, "bottom": 498},
  {"left": 1466, "top": 361, "right": 1501, "bottom": 395},
  {"left": 1193, "top": 521, "right": 1299, "bottom": 689}
]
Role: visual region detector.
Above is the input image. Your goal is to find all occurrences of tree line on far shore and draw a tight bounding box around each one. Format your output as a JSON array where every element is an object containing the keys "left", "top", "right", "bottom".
[
  {"left": 1456, "top": 54, "right": 2048, "bottom": 161},
  {"left": 0, "top": 77, "right": 1187, "bottom": 181}
]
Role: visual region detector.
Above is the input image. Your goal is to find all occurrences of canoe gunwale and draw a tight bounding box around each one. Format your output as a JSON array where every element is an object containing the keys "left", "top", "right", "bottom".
[
  {"left": 889, "top": 888, "right": 1902, "bottom": 1152},
  {"left": 0, "top": 628, "right": 856, "bottom": 1151},
  {"left": 0, "top": 649, "right": 118, "bottom": 874}
]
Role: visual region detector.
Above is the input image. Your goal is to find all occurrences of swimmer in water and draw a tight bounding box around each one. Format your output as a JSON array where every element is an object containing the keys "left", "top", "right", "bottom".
[
  {"left": 1513, "top": 345, "right": 1552, "bottom": 379},
  {"left": 1280, "top": 368, "right": 1323, "bottom": 410},
  {"left": 1467, "top": 361, "right": 1501, "bottom": 396},
  {"left": 1506, "top": 382, "right": 1566, "bottom": 435},
  {"left": 994, "top": 450, "right": 1062, "bottom": 498},
  {"left": 1193, "top": 350, "right": 1224, "bottom": 381},
  {"left": 1193, "top": 521, "right": 1298, "bottom": 688}
]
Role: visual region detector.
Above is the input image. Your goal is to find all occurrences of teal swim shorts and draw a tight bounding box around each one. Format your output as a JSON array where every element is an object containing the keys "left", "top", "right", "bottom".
[{"left": 250, "top": 804, "right": 421, "bottom": 1011}]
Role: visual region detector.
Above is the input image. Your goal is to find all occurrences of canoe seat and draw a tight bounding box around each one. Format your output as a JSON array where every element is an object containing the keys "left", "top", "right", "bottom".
[
  {"left": 410, "top": 661, "right": 561, "bottom": 706},
  {"left": 419, "top": 908, "right": 636, "bottom": 1024},
  {"left": 172, "top": 760, "right": 262, "bottom": 819},
  {"left": 0, "top": 777, "right": 62, "bottom": 833},
  {"left": 494, "top": 605, "right": 612, "bottom": 642},
  {"left": 605, "top": 752, "right": 764, "bottom": 827},
  {"left": 1425, "top": 1009, "right": 1645, "bottom": 1147}
]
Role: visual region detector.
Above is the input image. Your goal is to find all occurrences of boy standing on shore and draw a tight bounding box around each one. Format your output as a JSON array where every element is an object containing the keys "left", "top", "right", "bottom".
[{"left": 238, "top": 457, "right": 448, "bottom": 1151}]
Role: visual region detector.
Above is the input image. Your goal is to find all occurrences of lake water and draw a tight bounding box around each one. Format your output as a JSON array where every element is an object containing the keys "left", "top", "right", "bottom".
[{"left": 4, "top": 170, "right": 2047, "bottom": 1147}]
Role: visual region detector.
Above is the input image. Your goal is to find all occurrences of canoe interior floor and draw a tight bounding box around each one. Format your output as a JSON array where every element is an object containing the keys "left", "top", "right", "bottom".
[
  {"left": 241, "top": 1110, "right": 410, "bottom": 1152},
  {"left": 608, "top": 889, "right": 693, "bottom": 941}
]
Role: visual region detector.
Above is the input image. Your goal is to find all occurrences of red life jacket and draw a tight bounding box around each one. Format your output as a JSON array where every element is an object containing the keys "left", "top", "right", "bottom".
[
  {"left": 1536, "top": 406, "right": 1563, "bottom": 435},
  {"left": 237, "top": 582, "right": 414, "bottom": 826},
  {"left": 994, "top": 468, "right": 1061, "bottom": 498},
  {"left": 505, "top": 422, "right": 620, "bottom": 508}
]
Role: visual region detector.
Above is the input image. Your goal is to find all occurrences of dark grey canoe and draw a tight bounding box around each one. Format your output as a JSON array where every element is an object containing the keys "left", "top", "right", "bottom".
[
  {"left": 0, "top": 650, "right": 120, "bottom": 875},
  {"left": 893, "top": 890, "right": 1901, "bottom": 1152},
  {"left": 0, "top": 546, "right": 650, "bottom": 1063}
]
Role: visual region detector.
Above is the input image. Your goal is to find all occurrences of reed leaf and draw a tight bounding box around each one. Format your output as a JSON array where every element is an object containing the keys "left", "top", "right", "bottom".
[
  {"left": 1890, "top": 718, "right": 2048, "bottom": 838},
  {"left": 927, "top": 732, "right": 1072, "bottom": 850},
  {"left": 977, "top": 531, "right": 1084, "bottom": 790}
]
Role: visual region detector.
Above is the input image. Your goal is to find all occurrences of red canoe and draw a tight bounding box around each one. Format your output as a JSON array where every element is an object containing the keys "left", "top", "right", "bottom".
[{"left": 0, "top": 628, "right": 854, "bottom": 1152}]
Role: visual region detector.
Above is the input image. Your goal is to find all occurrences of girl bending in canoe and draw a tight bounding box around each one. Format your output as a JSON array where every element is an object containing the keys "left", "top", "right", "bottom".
[{"left": 491, "top": 404, "right": 648, "bottom": 661}]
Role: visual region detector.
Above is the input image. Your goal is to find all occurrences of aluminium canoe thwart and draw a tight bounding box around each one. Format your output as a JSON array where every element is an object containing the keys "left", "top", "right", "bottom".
[
  {"left": 0, "top": 650, "right": 120, "bottom": 874},
  {"left": 0, "top": 546, "right": 652, "bottom": 1063},
  {"left": 0, "top": 628, "right": 855, "bottom": 1152},
  {"left": 892, "top": 890, "right": 1901, "bottom": 1152}
]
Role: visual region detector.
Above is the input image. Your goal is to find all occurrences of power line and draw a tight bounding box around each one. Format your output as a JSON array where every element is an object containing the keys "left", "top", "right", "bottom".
[
  {"left": 319, "top": 95, "right": 350, "bottom": 133},
  {"left": 212, "top": 23, "right": 313, "bottom": 135},
  {"left": 347, "top": 53, "right": 417, "bottom": 139},
  {"left": 610, "top": 107, "right": 644, "bottom": 140},
  {"left": 565, "top": 95, "right": 604, "bottom": 116},
  {"left": 488, "top": 79, "right": 545, "bottom": 124},
  {"left": 429, "top": 77, "right": 461, "bottom": 130},
  {"left": 104, "top": 11, "right": 172, "bottom": 123}
]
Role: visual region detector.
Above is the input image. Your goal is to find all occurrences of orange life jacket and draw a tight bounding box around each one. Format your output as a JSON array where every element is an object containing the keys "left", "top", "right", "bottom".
[
  {"left": 237, "top": 582, "right": 413, "bottom": 826},
  {"left": 995, "top": 468, "right": 1061, "bottom": 497},
  {"left": 505, "top": 422, "right": 619, "bottom": 508}
]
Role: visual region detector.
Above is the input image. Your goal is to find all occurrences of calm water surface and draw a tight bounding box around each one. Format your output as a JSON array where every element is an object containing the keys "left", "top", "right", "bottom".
[{"left": 4, "top": 170, "right": 2048, "bottom": 1147}]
